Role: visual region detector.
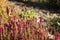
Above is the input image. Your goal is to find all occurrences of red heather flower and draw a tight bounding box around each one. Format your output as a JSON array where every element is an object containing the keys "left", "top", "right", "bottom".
[
  {"left": 11, "top": 8, "right": 14, "bottom": 13},
  {"left": 40, "top": 32, "right": 45, "bottom": 37},
  {"left": 40, "top": 37, "right": 42, "bottom": 40},
  {"left": 18, "top": 19, "right": 21, "bottom": 22},
  {"left": 38, "top": 24, "right": 41, "bottom": 28},
  {"left": 30, "top": 35, "right": 33, "bottom": 40},
  {"left": 8, "top": 21, "right": 10, "bottom": 24},
  {"left": 42, "top": 25, "right": 45, "bottom": 28},
  {"left": 25, "top": 27, "right": 28, "bottom": 32},
  {"left": 48, "top": 27, "right": 56, "bottom": 32},
  {"left": 13, "top": 15, "right": 17, "bottom": 20},
  {"left": 35, "top": 31, "right": 38, "bottom": 35},
  {"left": 22, "top": 22, "right": 27, "bottom": 28},
  {"left": 13, "top": 28, "right": 17, "bottom": 37},
  {"left": 30, "top": 20, "right": 34, "bottom": 26},
  {"left": 11, "top": 21, "right": 15, "bottom": 27},
  {"left": 0, "top": 27, "right": 3, "bottom": 32},
  {"left": 39, "top": 32, "right": 45, "bottom": 40},
  {"left": 22, "top": 36, "right": 27, "bottom": 40},
  {"left": 4, "top": 22, "right": 10, "bottom": 27},
  {"left": 26, "top": 20, "right": 31, "bottom": 25},
  {"left": 17, "top": 23, "right": 21, "bottom": 28},
  {"left": 54, "top": 34, "right": 60, "bottom": 40},
  {"left": 39, "top": 17, "right": 43, "bottom": 23}
]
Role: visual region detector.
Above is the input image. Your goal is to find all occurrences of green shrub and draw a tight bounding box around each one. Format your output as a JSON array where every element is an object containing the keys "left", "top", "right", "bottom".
[{"left": 50, "top": 17, "right": 60, "bottom": 33}]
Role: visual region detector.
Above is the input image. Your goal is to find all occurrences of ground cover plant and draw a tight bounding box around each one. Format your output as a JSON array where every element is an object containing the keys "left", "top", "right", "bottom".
[{"left": 0, "top": 2, "right": 60, "bottom": 40}]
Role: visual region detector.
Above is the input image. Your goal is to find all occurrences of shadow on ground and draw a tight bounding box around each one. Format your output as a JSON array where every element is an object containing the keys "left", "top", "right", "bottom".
[{"left": 9, "top": 0, "right": 60, "bottom": 14}]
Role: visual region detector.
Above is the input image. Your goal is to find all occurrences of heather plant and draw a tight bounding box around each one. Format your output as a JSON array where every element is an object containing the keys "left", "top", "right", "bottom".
[
  {"left": 0, "top": 4, "right": 60, "bottom": 40},
  {"left": 0, "top": 5, "right": 50, "bottom": 40}
]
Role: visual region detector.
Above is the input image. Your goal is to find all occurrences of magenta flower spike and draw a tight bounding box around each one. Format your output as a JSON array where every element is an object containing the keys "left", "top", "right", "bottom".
[
  {"left": 51, "top": 27, "right": 56, "bottom": 31},
  {"left": 11, "top": 8, "right": 14, "bottom": 13},
  {"left": 38, "top": 24, "right": 41, "bottom": 28},
  {"left": 35, "top": 31, "right": 38, "bottom": 35},
  {"left": 17, "top": 23, "right": 21, "bottom": 28},
  {"left": 54, "top": 34, "right": 60, "bottom": 40},
  {"left": 13, "top": 29, "right": 16, "bottom": 37},
  {"left": 26, "top": 20, "right": 31, "bottom": 25},
  {"left": 0, "top": 27, "right": 3, "bottom": 33},
  {"left": 39, "top": 17, "right": 43, "bottom": 23},
  {"left": 40, "top": 35, "right": 45, "bottom": 40},
  {"left": 22, "top": 36, "right": 27, "bottom": 40},
  {"left": 13, "top": 15, "right": 17, "bottom": 20},
  {"left": 18, "top": 19, "right": 21, "bottom": 23},
  {"left": 22, "top": 22, "right": 27, "bottom": 29},
  {"left": 40, "top": 37, "right": 42, "bottom": 40},
  {"left": 48, "top": 27, "right": 56, "bottom": 32},
  {"left": 25, "top": 27, "right": 28, "bottom": 32},
  {"left": 30, "top": 36, "right": 33, "bottom": 40},
  {"left": 11, "top": 21, "right": 16, "bottom": 27}
]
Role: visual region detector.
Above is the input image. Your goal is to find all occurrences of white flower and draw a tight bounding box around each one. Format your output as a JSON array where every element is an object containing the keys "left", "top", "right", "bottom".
[
  {"left": 37, "top": 17, "right": 40, "bottom": 23},
  {"left": 57, "top": 22, "right": 60, "bottom": 26},
  {"left": 48, "top": 33, "right": 55, "bottom": 39}
]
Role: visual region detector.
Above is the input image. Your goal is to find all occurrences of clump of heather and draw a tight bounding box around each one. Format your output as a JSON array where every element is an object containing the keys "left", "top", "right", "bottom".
[{"left": 0, "top": 5, "right": 59, "bottom": 40}]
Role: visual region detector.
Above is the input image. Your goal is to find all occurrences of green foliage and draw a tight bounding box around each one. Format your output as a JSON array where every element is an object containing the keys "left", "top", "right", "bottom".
[
  {"left": 21, "top": 9, "right": 37, "bottom": 20},
  {"left": 50, "top": 17, "right": 60, "bottom": 33}
]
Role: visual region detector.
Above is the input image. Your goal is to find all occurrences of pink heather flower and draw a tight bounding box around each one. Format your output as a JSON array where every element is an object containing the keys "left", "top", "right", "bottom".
[
  {"left": 17, "top": 23, "right": 21, "bottom": 28},
  {"left": 29, "top": 19, "right": 34, "bottom": 27},
  {"left": 18, "top": 19, "right": 21, "bottom": 22},
  {"left": 22, "top": 36, "right": 27, "bottom": 40},
  {"left": 4, "top": 22, "right": 10, "bottom": 27},
  {"left": 54, "top": 34, "right": 60, "bottom": 40},
  {"left": 13, "top": 29, "right": 17, "bottom": 37},
  {"left": 11, "top": 21, "right": 15, "bottom": 27},
  {"left": 25, "top": 27, "right": 28, "bottom": 32},
  {"left": 26, "top": 20, "right": 31, "bottom": 25},
  {"left": 40, "top": 37, "right": 42, "bottom": 40},
  {"left": 13, "top": 15, "right": 17, "bottom": 20},
  {"left": 39, "top": 17, "right": 43, "bottom": 23},
  {"left": 11, "top": 8, "right": 14, "bottom": 13},
  {"left": 22, "top": 22, "right": 27, "bottom": 28},
  {"left": 48, "top": 27, "right": 56, "bottom": 32},
  {"left": 51, "top": 27, "right": 55, "bottom": 31},
  {"left": 0, "top": 27, "right": 3, "bottom": 32},
  {"left": 40, "top": 32, "right": 45, "bottom": 37},
  {"left": 38, "top": 24, "right": 41, "bottom": 28},
  {"left": 42, "top": 25, "right": 45, "bottom": 28},
  {"left": 30, "top": 35, "right": 33, "bottom": 40},
  {"left": 40, "top": 32, "right": 45, "bottom": 40},
  {"left": 35, "top": 31, "right": 38, "bottom": 35}
]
